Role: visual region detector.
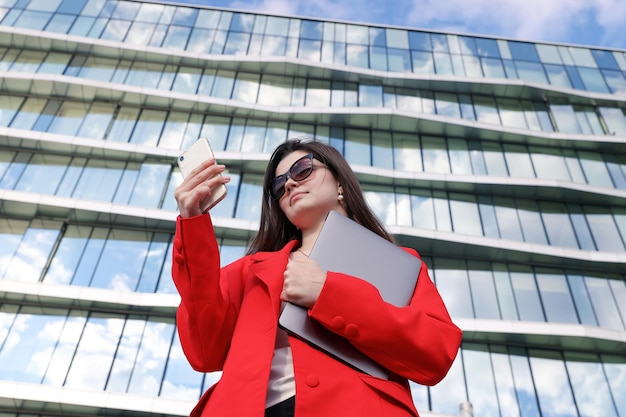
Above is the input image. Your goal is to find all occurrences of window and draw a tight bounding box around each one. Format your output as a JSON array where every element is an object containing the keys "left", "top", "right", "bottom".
[
  {"left": 518, "top": 200, "right": 548, "bottom": 245},
  {"left": 14, "top": 153, "right": 70, "bottom": 195},
  {"left": 449, "top": 193, "right": 482, "bottom": 236},
  {"left": 585, "top": 278, "right": 624, "bottom": 330},
  {"left": 529, "top": 352, "right": 578, "bottom": 416},
  {"left": 0, "top": 219, "right": 61, "bottom": 282},
  {"left": 434, "top": 259, "right": 474, "bottom": 318},
  {"left": 536, "top": 272, "right": 579, "bottom": 323},
  {"left": 410, "top": 189, "right": 436, "bottom": 230},
  {"left": 566, "top": 352, "right": 620, "bottom": 417},
  {"left": 503, "top": 144, "right": 535, "bottom": 178},
  {"left": 448, "top": 138, "right": 473, "bottom": 175},
  {"left": 508, "top": 41, "right": 540, "bottom": 62},
  {"left": 421, "top": 136, "right": 450, "bottom": 174},
  {"left": 584, "top": 206, "right": 625, "bottom": 252},
  {"left": 510, "top": 270, "right": 544, "bottom": 321},
  {"left": 467, "top": 266, "right": 500, "bottom": 319}
]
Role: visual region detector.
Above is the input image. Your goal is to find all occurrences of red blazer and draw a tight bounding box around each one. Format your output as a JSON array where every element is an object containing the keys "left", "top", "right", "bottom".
[{"left": 172, "top": 214, "right": 462, "bottom": 417}]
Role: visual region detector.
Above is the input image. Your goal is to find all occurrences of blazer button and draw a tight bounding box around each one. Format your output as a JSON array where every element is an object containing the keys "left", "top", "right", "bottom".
[
  {"left": 331, "top": 316, "right": 346, "bottom": 330},
  {"left": 306, "top": 375, "right": 320, "bottom": 387},
  {"left": 174, "top": 237, "right": 183, "bottom": 251},
  {"left": 345, "top": 324, "right": 359, "bottom": 338}
]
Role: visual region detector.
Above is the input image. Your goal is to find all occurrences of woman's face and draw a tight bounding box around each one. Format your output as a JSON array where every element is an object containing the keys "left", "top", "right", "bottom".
[{"left": 274, "top": 150, "right": 345, "bottom": 230}]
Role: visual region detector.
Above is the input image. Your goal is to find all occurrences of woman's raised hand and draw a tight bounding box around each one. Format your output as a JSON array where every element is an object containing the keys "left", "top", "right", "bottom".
[{"left": 174, "top": 158, "right": 230, "bottom": 218}]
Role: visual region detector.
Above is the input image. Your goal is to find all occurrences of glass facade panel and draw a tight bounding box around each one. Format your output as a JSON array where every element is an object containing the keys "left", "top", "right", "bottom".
[
  {"left": 258, "top": 75, "right": 292, "bottom": 106},
  {"left": 160, "top": 331, "right": 204, "bottom": 400},
  {"left": 498, "top": 98, "right": 528, "bottom": 129},
  {"left": 517, "top": 200, "right": 548, "bottom": 245},
  {"left": 515, "top": 61, "right": 548, "bottom": 84},
  {"left": 449, "top": 193, "right": 482, "bottom": 236},
  {"left": 464, "top": 347, "right": 500, "bottom": 417},
  {"left": 234, "top": 174, "right": 263, "bottom": 221},
  {"left": 410, "top": 189, "right": 436, "bottom": 230},
  {"left": 0, "top": 306, "right": 68, "bottom": 383},
  {"left": 473, "top": 96, "right": 501, "bottom": 125},
  {"left": 509, "top": 352, "right": 541, "bottom": 417},
  {"left": 585, "top": 206, "right": 625, "bottom": 252},
  {"left": 567, "top": 274, "right": 597, "bottom": 326},
  {"left": 603, "top": 356, "right": 626, "bottom": 416},
  {"left": 65, "top": 313, "right": 125, "bottom": 390},
  {"left": 529, "top": 351, "right": 578, "bottom": 417},
  {"left": 530, "top": 147, "right": 571, "bottom": 181},
  {"left": 545, "top": 64, "right": 572, "bottom": 88},
  {"left": 430, "top": 349, "right": 465, "bottom": 415},
  {"left": 127, "top": 321, "right": 174, "bottom": 395},
  {"left": 566, "top": 352, "right": 619, "bottom": 417},
  {"left": 422, "top": 136, "right": 450, "bottom": 174},
  {"left": 503, "top": 144, "right": 535, "bottom": 178},
  {"left": 536, "top": 272, "right": 578, "bottom": 324},
  {"left": 448, "top": 138, "right": 473, "bottom": 175},
  {"left": 612, "top": 274, "right": 626, "bottom": 325},
  {"left": 493, "top": 198, "right": 523, "bottom": 241},
  {"left": 578, "top": 151, "right": 615, "bottom": 187},
  {"left": 435, "top": 259, "right": 474, "bottom": 318},
  {"left": 1, "top": 221, "right": 60, "bottom": 282},
  {"left": 599, "top": 107, "right": 626, "bottom": 136},
  {"left": 0, "top": 95, "right": 23, "bottom": 126},
  {"left": 10, "top": 97, "right": 47, "bottom": 130},
  {"left": 540, "top": 202, "right": 578, "bottom": 249},
  {"left": 491, "top": 349, "right": 522, "bottom": 417},
  {"left": 467, "top": 266, "right": 500, "bottom": 319},
  {"left": 344, "top": 128, "right": 371, "bottom": 166},
  {"left": 0, "top": 4, "right": 625, "bottom": 417},
  {"left": 482, "top": 142, "right": 508, "bottom": 176},
  {"left": 12, "top": 153, "right": 67, "bottom": 194},
  {"left": 510, "top": 270, "right": 544, "bottom": 322},
  {"left": 105, "top": 319, "right": 146, "bottom": 391},
  {"left": 585, "top": 278, "right": 624, "bottom": 330}
]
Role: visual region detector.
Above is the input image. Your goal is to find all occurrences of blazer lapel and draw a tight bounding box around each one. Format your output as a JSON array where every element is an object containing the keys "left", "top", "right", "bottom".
[{"left": 248, "top": 240, "right": 298, "bottom": 315}]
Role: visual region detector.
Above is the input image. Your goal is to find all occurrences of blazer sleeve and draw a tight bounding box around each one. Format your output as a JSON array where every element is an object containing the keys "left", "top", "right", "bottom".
[
  {"left": 308, "top": 247, "right": 462, "bottom": 385},
  {"left": 171, "top": 214, "right": 245, "bottom": 372}
]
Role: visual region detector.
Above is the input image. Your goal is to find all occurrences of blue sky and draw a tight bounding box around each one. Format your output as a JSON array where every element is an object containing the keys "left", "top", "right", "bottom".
[{"left": 166, "top": 0, "right": 626, "bottom": 50}]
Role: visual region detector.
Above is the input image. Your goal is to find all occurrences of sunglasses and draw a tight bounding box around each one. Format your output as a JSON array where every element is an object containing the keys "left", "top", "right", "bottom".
[{"left": 270, "top": 153, "right": 321, "bottom": 200}]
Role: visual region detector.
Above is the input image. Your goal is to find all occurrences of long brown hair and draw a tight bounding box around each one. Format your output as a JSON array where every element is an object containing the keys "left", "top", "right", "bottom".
[{"left": 247, "top": 138, "right": 394, "bottom": 254}]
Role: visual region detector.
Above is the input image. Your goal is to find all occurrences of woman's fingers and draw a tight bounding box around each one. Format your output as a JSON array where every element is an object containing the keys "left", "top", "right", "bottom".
[{"left": 175, "top": 159, "right": 229, "bottom": 217}]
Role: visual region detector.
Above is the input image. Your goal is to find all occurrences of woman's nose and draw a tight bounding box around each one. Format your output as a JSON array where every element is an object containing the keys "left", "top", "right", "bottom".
[{"left": 284, "top": 177, "right": 298, "bottom": 194}]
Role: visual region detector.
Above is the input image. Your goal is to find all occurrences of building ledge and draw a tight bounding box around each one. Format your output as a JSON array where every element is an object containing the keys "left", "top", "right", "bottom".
[
  {"left": 1, "top": 25, "right": 624, "bottom": 108},
  {"left": 1, "top": 189, "right": 624, "bottom": 270},
  {"left": 1, "top": 128, "right": 624, "bottom": 208},
  {"left": 1, "top": 72, "right": 623, "bottom": 153},
  {"left": 457, "top": 318, "right": 626, "bottom": 355},
  {"left": 393, "top": 225, "right": 626, "bottom": 271},
  {"left": 0, "top": 280, "right": 179, "bottom": 317},
  {"left": 0, "top": 381, "right": 194, "bottom": 417}
]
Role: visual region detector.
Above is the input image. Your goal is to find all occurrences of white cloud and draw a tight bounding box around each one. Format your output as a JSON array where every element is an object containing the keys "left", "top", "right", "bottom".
[
  {"left": 403, "top": 0, "right": 626, "bottom": 48},
  {"left": 197, "top": 0, "right": 626, "bottom": 48},
  {"left": 224, "top": 0, "right": 300, "bottom": 17}
]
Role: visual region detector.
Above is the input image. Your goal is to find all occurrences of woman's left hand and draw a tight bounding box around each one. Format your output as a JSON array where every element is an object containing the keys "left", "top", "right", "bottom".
[{"left": 281, "top": 256, "right": 326, "bottom": 308}]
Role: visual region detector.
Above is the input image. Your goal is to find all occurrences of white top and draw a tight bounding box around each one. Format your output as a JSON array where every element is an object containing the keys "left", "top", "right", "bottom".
[{"left": 266, "top": 326, "right": 296, "bottom": 408}]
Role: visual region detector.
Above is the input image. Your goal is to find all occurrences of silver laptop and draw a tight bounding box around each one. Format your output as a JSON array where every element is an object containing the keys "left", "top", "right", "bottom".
[{"left": 278, "top": 210, "right": 421, "bottom": 379}]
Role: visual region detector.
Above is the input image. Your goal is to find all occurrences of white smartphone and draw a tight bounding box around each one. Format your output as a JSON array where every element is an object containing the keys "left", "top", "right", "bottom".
[{"left": 177, "top": 137, "right": 227, "bottom": 212}]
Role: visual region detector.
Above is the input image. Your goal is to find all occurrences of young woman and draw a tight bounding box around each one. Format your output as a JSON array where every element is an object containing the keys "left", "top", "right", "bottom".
[{"left": 173, "top": 139, "right": 462, "bottom": 417}]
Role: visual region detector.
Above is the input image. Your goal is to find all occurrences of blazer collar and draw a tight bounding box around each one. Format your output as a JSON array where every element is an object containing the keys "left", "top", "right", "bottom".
[
  {"left": 249, "top": 240, "right": 299, "bottom": 264},
  {"left": 248, "top": 240, "right": 299, "bottom": 307}
]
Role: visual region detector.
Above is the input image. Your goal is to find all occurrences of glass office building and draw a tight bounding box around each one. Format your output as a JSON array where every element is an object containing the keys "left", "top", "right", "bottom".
[{"left": 0, "top": 0, "right": 625, "bottom": 416}]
